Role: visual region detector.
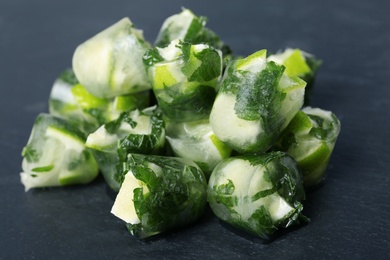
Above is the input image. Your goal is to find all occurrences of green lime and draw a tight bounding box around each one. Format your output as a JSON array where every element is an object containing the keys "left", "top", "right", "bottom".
[
  {"left": 210, "top": 134, "right": 232, "bottom": 159},
  {"left": 296, "top": 141, "right": 331, "bottom": 176},
  {"left": 71, "top": 84, "right": 108, "bottom": 109},
  {"left": 283, "top": 49, "right": 311, "bottom": 77},
  {"left": 153, "top": 65, "right": 178, "bottom": 89}
]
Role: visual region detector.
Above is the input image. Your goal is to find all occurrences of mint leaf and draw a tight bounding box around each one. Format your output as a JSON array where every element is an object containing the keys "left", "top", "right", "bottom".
[
  {"left": 234, "top": 62, "right": 285, "bottom": 122},
  {"left": 31, "top": 165, "right": 54, "bottom": 172}
]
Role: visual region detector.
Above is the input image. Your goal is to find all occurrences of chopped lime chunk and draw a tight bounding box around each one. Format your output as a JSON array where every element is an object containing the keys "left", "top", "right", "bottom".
[
  {"left": 208, "top": 152, "right": 307, "bottom": 239},
  {"left": 284, "top": 110, "right": 313, "bottom": 134},
  {"left": 284, "top": 49, "right": 311, "bottom": 76},
  {"left": 210, "top": 49, "right": 305, "bottom": 153},
  {"left": 113, "top": 154, "right": 207, "bottom": 238},
  {"left": 86, "top": 106, "right": 165, "bottom": 192},
  {"left": 73, "top": 17, "right": 151, "bottom": 98},
  {"left": 20, "top": 114, "right": 98, "bottom": 191},
  {"left": 71, "top": 84, "right": 108, "bottom": 109},
  {"left": 49, "top": 69, "right": 151, "bottom": 134},
  {"left": 165, "top": 119, "right": 232, "bottom": 175},
  {"left": 297, "top": 142, "right": 331, "bottom": 175},
  {"left": 236, "top": 49, "right": 267, "bottom": 72},
  {"left": 275, "top": 107, "right": 341, "bottom": 187},
  {"left": 153, "top": 64, "right": 180, "bottom": 89},
  {"left": 268, "top": 48, "right": 322, "bottom": 105},
  {"left": 210, "top": 134, "right": 232, "bottom": 159},
  {"left": 144, "top": 40, "right": 222, "bottom": 122},
  {"left": 210, "top": 93, "right": 263, "bottom": 152}
]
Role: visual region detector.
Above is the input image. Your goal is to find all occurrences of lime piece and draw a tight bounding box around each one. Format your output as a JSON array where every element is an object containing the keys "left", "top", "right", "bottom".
[
  {"left": 295, "top": 142, "right": 331, "bottom": 175},
  {"left": 71, "top": 83, "right": 108, "bottom": 109},
  {"left": 283, "top": 49, "right": 311, "bottom": 77}
]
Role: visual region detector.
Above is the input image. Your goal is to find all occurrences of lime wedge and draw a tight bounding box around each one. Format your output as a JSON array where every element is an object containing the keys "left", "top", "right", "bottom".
[
  {"left": 210, "top": 134, "right": 232, "bottom": 159},
  {"left": 71, "top": 83, "right": 108, "bottom": 109},
  {"left": 283, "top": 49, "right": 311, "bottom": 77},
  {"left": 236, "top": 49, "right": 266, "bottom": 71},
  {"left": 154, "top": 64, "right": 179, "bottom": 89},
  {"left": 295, "top": 142, "right": 331, "bottom": 176},
  {"left": 284, "top": 111, "right": 313, "bottom": 134}
]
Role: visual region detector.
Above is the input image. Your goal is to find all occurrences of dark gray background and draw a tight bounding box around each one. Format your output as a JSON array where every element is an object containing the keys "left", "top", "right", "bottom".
[{"left": 1, "top": 0, "right": 389, "bottom": 259}]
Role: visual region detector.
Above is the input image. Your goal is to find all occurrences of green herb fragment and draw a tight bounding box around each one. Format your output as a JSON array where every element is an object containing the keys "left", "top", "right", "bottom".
[
  {"left": 155, "top": 8, "right": 231, "bottom": 56},
  {"left": 31, "top": 165, "right": 54, "bottom": 173},
  {"left": 234, "top": 62, "right": 285, "bottom": 122},
  {"left": 59, "top": 69, "right": 78, "bottom": 85}
]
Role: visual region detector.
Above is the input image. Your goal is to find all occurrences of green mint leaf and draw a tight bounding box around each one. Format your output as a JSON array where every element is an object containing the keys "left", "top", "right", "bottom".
[
  {"left": 215, "top": 179, "right": 235, "bottom": 195},
  {"left": 143, "top": 48, "right": 165, "bottom": 67},
  {"left": 22, "top": 145, "right": 40, "bottom": 163},
  {"left": 59, "top": 69, "right": 78, "bottom": 85},
  {"left": 234, "top": 62, "right": 285, "bottom": 122},
  {"left": 104, "top": 112, "right": 137, "bottom": 134},
  {"left": 189, "top": 47, "right": 221, "bottom": 82},
  {"left": 31, "top": 165, "right": 54, "bottom": 172},
  {"left": 184, "top": 16, "right": 206, "bottom": 42}
]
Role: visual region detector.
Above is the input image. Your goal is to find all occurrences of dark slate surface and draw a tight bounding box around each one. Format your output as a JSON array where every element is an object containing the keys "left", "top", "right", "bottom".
[{"left": 1, "top": 0, "right": 389, "bottom": 259}]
